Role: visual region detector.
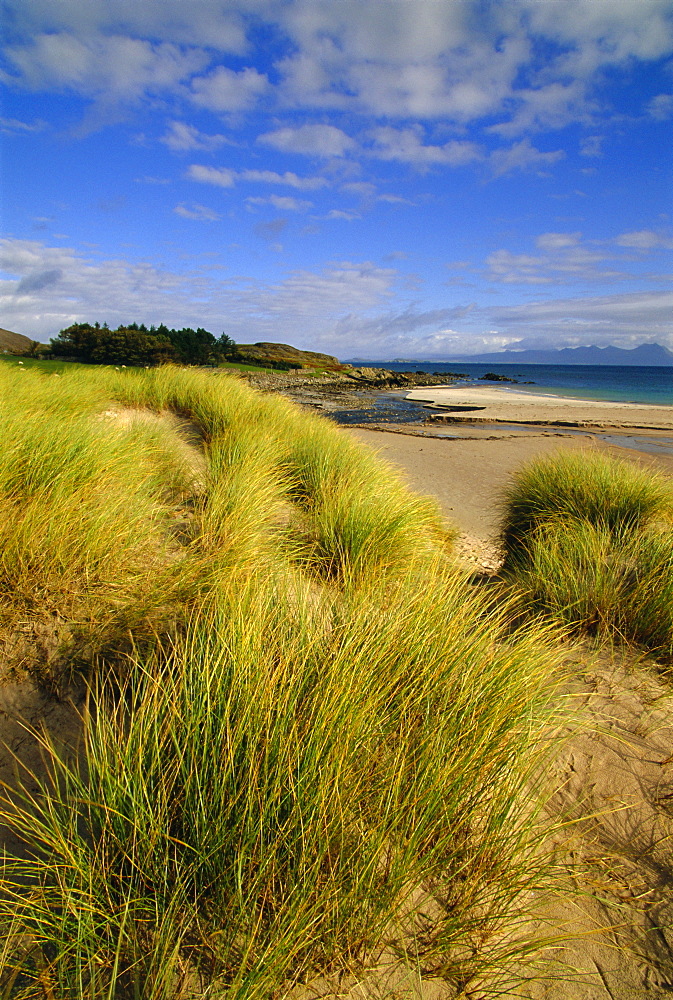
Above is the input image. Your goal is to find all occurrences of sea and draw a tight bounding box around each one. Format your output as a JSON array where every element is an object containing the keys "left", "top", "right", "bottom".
[{"left": 362, "top": 362, "right": 673, "bottom": 407}]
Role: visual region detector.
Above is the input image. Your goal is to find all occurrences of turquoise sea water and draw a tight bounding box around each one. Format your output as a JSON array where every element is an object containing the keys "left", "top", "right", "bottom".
[
  {"left": 377, "top": 362, "right": 673, "bottom": 407},
  {"left": 376, "top": 361, "right": 673, "bottom": 406}
]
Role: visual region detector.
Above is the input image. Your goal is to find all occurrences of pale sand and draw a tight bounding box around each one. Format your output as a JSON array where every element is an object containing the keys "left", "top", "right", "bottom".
[{"left": 404, "top": 384, "right": 673, "bottom": 430}]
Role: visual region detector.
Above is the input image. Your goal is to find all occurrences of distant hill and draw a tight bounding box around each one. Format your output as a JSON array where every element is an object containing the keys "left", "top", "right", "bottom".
[
  {"left": 234, "top": 342, "right": 348, "bottom": 370},
  {"left": 0, "top": 327, "right": 34, "bottom": 354},
  {"left": 441, "top": 343, "right": 673, "bottom": 367}
]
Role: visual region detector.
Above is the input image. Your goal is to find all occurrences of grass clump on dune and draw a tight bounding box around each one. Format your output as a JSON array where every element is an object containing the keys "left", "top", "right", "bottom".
[
  {"left": 500, "top": 449, "right": 673, "bottom": 567},
  {"left": 500, "top": 450, "right": 673, "bottom": 661},
  {"left": 284, "top": 418, "right": 450, "bottom": 581},
  {"left": 0, "top": 363, "right": 564, "bottom": 997},
  {"left": 0, "top": 370, "right": 200, "bottom": 679}
]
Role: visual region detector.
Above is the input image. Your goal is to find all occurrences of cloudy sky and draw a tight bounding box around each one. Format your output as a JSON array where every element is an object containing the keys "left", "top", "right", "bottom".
[{"left": 1, "top": 0, "right": 672, "bottom": 360}]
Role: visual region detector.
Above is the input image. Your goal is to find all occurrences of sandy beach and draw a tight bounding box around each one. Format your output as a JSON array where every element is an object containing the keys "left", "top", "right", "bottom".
[
  {"left": 348, "top": 419, "right": 673, "bottom": 569},
  {"left": 405, "top": 384, "right": 673, "bottom": 430}
]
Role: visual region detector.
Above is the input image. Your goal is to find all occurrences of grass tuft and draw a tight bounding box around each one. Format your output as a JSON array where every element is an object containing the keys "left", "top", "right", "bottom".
[
  {"left": 500, "top": 450, "right": 673, "bottom": 661},
  {"left": 0, "top": 569, "right": 563, "bottom": 997},
  {"left": 500, "top": 449, "right": 673, "bottom": 567}
]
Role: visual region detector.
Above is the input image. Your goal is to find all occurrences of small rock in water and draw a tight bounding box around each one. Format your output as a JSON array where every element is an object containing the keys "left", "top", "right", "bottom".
[{"left": 480, "top": 372, "right": 518, "bottom": 382}]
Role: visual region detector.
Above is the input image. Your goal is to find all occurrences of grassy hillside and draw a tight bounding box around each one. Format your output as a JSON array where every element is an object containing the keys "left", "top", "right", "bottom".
[
  {"left": 0, "top": 327, "right": 34, "bottom": 354},
  {"left": 0, "top": 364, "right": 568, "bottom": 997},
  {"left": 233, "top": 340, "right": 348, "bottom": 369}
]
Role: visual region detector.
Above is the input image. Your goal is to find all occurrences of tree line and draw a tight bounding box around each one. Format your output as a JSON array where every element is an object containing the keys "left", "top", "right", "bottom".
[{"left": 48, "top": 323, "right": 237, "bottom": 367}]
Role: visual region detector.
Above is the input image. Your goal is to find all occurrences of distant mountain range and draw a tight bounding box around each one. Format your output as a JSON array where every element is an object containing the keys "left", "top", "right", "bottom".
[{"left": 419, "top": 343, "right": 673, "bottom": 367}]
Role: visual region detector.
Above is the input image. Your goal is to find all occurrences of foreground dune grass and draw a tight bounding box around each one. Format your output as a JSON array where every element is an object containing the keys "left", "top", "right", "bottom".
[
  {"left": 0, "top": 364, "right": 565, "bottom": 998},
  {"left": 500, "top": 450, "right": 673, "bottom": 661}
]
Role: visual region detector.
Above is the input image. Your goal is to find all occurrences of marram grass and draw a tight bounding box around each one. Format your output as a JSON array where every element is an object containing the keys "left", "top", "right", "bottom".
[
  {"left": 0, "top": 572, "right": 564, "bottom": 998},
  {"left": 0, "top": 363, "right": 566, "bottom": 997},
  {"left": 500, "top": 450, "right": 673, "bottom": 661},
  {"left": 500, "top": 448, "right": 673, "bottom": 567}
]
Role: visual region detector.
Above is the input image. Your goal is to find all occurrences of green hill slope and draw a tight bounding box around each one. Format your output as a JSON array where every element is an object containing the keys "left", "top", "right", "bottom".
[{"left": 234, "top": 340, "right": 348, "bottom": 369}]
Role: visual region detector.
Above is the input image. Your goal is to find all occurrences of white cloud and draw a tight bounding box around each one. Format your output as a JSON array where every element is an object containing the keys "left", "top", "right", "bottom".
[
  {"left": 2, "top": 1, "right": 249, "bottom": 54},
  {"left": 276, "top": 0, "right": 673, "bottom": 129},
  {"left": 239, "top": 169, "right": 328, "bottom": 190},
  {"left": 341, "top": 181, "right": 376, "bottom": 198},
  {"left": 536, "top": 232, "right": 582, "bottom": 250},
  {"left": 489, "top": 139, "right": 565, "bottom": 177},
  {"left": 187, "top": 164, "right": 236, "bottom": 187},
  {"left": 647, "top": 93, "right": 673, "bottom": 120},
  {"left": 160, "top": 121, "right": 228, "bottom": 152},
  {"left": 395, "top": 329, "right": 520, "bottom": 358},
  {"left": 2, "top": 237, "right": 671, "bottom": 356},
  {"left": 324, "top": 209, "right": 360, "bottom": 221},
  {"left": 486, "top": 251, "right": 554, "bottom": 285},
  {"left": 615, "top": 229, "right": 673, "bottom": 250},
  {"left": 484, "top": 229, "right": 673, "bottom": 287},
  {"left": 0, "top": 238, "right": 398, "bottom": 352},
  {"left": 488, "top": 80, "right": 590, "bottom": 137},
  {"left": 333, "top": 304, "right": 475, "bottom": 342},
  {"left": 0, "top": 115, "right": 45, "bottom": 133},
  {"left": 187, "top": 164, "right": 328, "bottom": 191},
  {"left": 4, "top": 32, "right": 208, "bottom": 102},
  {"left": 367, "top": 127, "right": 482, "bottom": 167},
  {"left": 522, "top": 0, "right": 673, "bottom": 69},
  {"left": 0, "top": 238, "right": 189, "bottom": 338},
  {"left": 377, "top": 194, "right": 413, "bottom": 206},
  {"left": 257, "top": 123, "right": 355, "bottom": 157},
  {"left": 246, "top": 195, "right": 312, "bottom": 212},
  {"left": 486, "top": 290, "right": 673, "bottom": 350},
  {"left": 2, "top": 0, "right": 672, "bottom": 138},
  {"left": 276, "top": 6, "right": 529, "bottom": 121},
  {"left": 486, "top": 245, "right": 624, "bottom": 285},
  {"left": 173, "top": 202, "right": 221, "bottom": 221},
  {"left": 190, "top": 65, "right": 268, "bottom": 112},
  {"left": 580, "top": 135, "right": 603, "bottom": 157}
]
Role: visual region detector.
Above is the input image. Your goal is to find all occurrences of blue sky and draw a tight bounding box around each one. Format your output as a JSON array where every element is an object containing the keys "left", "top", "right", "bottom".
[{"left": 1, "top": 0, "right": 672, "bottom": 360}]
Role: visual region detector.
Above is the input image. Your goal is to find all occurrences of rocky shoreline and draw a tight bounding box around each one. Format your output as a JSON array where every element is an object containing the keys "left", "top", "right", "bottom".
[{"left": 241, "top": 365, "right": 462, "bottom": 412}]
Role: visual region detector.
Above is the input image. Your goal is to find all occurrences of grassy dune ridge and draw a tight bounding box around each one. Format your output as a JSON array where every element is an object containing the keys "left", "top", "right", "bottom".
[{"left": 1, "top": 365, "right": 568, "bottom": 997}]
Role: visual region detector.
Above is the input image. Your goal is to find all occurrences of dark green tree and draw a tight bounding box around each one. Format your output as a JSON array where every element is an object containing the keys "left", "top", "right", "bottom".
[
  {"left": 217, "top": 333, "right": 236, "bottom": 357},
  {"left": 50, "top": 323, "right": 237, "bottom": 366},
  {"left": 50, "top": 324, "right": 176, "bottom": 365}
]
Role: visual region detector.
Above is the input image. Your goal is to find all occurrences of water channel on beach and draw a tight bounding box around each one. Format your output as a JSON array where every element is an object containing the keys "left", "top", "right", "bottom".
[{"left": 326, "top": 390, "right": 673, "bottom": 459}]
